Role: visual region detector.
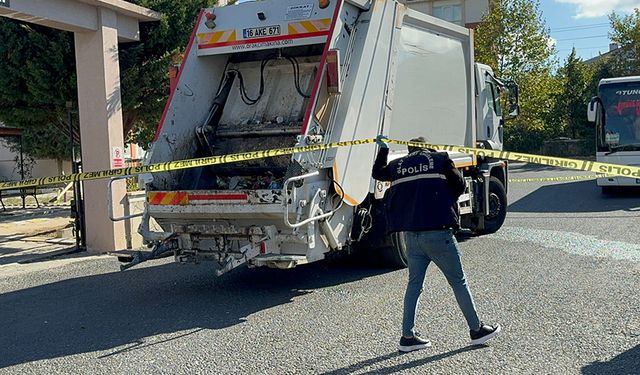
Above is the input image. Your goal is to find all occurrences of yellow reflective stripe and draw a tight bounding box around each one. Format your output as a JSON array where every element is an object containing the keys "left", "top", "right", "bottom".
[
  {"left": 288, "top": 19, "right": 331, "bottom": 34},
  {"left": 198, "top": 30, "right": 236, "bottom": 44},
  {"left": 298, "top": 20, "right": 317, "bottom": 33}
]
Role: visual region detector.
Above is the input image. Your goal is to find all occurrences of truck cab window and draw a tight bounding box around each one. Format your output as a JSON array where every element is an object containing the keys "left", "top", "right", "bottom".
[
  {"left": 599, "top": 83, "right": 640, "bottom": 149},
  {"left": 485, "top": 80, "right": 502, "bottom": 117},
  {"left": 492, "top": 83, "right": 503, "bottom": 116}
]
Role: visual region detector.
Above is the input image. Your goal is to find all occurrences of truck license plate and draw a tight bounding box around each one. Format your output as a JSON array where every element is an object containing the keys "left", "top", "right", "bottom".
[{"left": 243, "top": 25, "right": 281, "bottom": 39}]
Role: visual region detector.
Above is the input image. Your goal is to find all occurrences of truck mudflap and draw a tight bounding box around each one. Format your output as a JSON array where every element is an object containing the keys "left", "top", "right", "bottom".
[{"left": 118, "top": 236, "right": 178, "bottom": 271}]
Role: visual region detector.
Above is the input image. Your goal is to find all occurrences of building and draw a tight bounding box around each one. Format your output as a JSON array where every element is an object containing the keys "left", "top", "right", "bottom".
[
  {"left": 0, "top": 125, "right": 72, "bottom": 182},
  {"left": 584, "top": 43, "right": 622, "bottom": 66},
  {"left": 0, "top": 142, "right": 72, "bottom": 182},
  {"left": 403, "top": 0, "right": 489, "bottom": 28}
]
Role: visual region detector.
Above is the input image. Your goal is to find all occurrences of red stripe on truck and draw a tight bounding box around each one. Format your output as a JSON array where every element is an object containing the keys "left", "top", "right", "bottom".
[
  {"left": 189, "top": 194, "right": 248, "bottom": 201},
  {"left": 148, "top": 192, "right": 166, "bottom": 205},
  {"left": 300, "top": 0, "right": 344, "bottom": 135},
  {"left": 170, "top": 192, "right": 189, "bottom": 205}
]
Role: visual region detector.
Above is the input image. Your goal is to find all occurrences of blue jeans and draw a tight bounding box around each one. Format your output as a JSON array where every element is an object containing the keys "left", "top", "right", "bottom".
[{"left": 400, "top": 230, "right": 481, "bottom": 337}]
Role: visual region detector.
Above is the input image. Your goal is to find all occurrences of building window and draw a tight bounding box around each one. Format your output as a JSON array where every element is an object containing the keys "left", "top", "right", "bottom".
[{"left": 432, "top": 4, "right": 463, "bottom": 25}]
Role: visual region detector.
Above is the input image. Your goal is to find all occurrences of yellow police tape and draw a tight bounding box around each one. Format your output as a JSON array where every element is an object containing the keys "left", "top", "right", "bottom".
[
  {"left": 508, "top": 175, "right": 602, "bottom": 183},
  {"left": 0, "top": 138, "right": 637, "bottom": 191}
]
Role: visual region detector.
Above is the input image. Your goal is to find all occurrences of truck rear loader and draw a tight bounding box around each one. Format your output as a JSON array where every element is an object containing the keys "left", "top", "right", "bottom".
[{"left": 117, "top": 0, "right": 516, "bottom": 274}]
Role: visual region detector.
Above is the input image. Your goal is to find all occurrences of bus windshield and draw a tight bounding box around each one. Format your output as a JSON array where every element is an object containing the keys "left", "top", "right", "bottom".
[{"left": 600, "top": 82, "right": 640, "bottom": 150}]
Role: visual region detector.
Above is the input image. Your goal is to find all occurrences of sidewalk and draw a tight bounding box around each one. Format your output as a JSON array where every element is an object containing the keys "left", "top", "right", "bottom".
[{"left": 0, "top": 207, "right": 76, "bottom": 265}]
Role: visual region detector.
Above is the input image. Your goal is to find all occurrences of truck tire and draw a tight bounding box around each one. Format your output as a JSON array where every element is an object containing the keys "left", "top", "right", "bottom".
[
  {"left": 477, "top": 176, "right": 507, "bottom": 235},
  {"left": 352, "top": 196, "right": 407, "bottom": 268},
  {"left": 381, "top": 232, "right": 408, "bottom": 268}
]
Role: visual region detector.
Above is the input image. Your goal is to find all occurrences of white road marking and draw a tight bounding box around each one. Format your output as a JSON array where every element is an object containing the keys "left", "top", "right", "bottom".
[{"left": 489, "top": 226, "right": 640, "bottom": 262}]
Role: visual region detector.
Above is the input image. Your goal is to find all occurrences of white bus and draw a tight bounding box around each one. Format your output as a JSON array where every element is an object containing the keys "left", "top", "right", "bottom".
[{"left": 587, "top": 76, "right": 640, "bottom": 193}]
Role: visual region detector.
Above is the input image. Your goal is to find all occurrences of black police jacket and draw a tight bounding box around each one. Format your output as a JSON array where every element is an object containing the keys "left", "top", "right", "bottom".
[{"left": 371, "top": 147, "right": 466, "bottom": 233}]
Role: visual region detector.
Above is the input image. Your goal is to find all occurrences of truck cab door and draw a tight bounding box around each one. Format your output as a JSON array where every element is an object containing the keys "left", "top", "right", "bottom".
[{"left": 476, "top": 66, "right": 504, "bottom": 151}]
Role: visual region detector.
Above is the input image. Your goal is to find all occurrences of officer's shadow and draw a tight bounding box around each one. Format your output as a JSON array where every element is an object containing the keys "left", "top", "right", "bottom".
[{"left": 322, "top": 345, "right": 484, "bottom": 374}]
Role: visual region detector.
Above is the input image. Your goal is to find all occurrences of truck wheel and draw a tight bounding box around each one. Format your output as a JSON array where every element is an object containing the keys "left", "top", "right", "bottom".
[
  {"left": 353, "top": 196, "right": 408, "bottom": 268},
  {"left": 477, "top": 176, "right": 507, "bottom": 235},
  {"left": 380, "top": 232, "right": 408, "bottom": 268},
  {"left": 353, "top": 196, "right": 411, "bottom": 268}
]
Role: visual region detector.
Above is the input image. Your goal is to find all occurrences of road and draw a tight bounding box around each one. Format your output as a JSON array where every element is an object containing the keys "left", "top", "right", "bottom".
[{"left": 1, "top": 163, "right": 639, "bottom": 374}]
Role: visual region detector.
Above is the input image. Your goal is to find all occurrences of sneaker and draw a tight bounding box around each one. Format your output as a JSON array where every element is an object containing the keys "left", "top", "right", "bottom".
[
  {"left": 470, "top": 323, "right": 501, "bottom": 345},
  {"left": 399, "top": 334, "right": 432, "bottom": 352}
]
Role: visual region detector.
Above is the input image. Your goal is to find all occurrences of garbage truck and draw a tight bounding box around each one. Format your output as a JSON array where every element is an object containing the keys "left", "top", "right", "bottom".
[{"left": 117, "top": 0, "right": 518, "bottom": 274}]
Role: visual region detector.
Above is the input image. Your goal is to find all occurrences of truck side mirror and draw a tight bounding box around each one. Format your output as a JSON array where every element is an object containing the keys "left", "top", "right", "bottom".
[
  {"left": 504, "top": 80, "right": 519, "bottom": 119},
  {"left": 508, "top": 103, "right": 519, "bottom": 117},
  {"left": 587, "top": 97, "right": 599, "bottom": 123}
]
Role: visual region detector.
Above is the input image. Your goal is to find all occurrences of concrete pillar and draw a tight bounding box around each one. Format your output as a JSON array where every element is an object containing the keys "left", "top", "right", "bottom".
[{"left": 74, "top": 7, "right": 126, "bottom": 253}]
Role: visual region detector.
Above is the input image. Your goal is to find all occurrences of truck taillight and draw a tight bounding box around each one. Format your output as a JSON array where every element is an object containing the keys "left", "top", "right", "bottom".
[
  {"left": 205, "top": 11, "right": 216, "bottom": 29},
  {"left": 169, "top": 65, "right": 179, "bottom": 93},
  {"left": 319, "top": 0, "right": 330, "bottom": 9}
]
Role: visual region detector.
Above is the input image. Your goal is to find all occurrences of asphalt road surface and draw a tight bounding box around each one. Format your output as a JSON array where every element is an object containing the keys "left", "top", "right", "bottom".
[{"left": 1, "top": 163, "right": 639, "bottom": 374}]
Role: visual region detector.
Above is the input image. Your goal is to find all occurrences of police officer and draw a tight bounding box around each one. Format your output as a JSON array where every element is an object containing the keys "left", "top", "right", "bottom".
[{"left": 372, "top": 135, "right": 500, "bottom": 352}]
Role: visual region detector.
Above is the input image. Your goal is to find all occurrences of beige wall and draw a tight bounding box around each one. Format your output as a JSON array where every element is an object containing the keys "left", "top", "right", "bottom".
[
  {"left": 0, "top": 141, "right": 71, "bottom": 181},
  {"left": 74, "top": 6, "right": 127, "bottom": 252}
]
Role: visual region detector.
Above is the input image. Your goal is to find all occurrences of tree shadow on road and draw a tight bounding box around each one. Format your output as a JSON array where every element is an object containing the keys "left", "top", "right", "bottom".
[
  {"left": 581, "top": 344, "right": 640, "bottom": 374},
  {"left": 509, "top": 180, "right": 640, "bottom": 213},
  {"left": 0, "top": 245, "right": 76, "bottom": 266},
  {"left": 0, "top": 258, "right": 394, "bottom": 369}
]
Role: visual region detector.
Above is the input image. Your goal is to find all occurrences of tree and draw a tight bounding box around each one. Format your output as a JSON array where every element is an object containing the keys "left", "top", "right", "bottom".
[
  {"left": 474, "top": 0, "right": 559, "bottom": 152},
  {"left": 121, "top": 0, "right": 218, "bottom": 146},
  {"left": 475, "top": 0, "right": 555, "bottom": 78},
  {"left": 0, "top": 0, "right": 216, "bottom": 165},
  {"left": 608, "top": 9, "right": 640, "bottom": 77},
  {"left": 0, "top": 21, "right": 77, "bottom": 162},
  {"left": 552, "top": 48, "right": 592, "bottom": 140}
]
